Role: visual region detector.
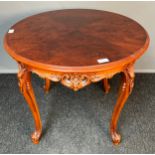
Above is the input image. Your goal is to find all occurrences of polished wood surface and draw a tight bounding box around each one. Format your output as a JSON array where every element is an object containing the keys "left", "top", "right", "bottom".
[
  {"left": 5, "top": 9, "right": 149, "bottom": 72},
  {"left": 4, "top": 9, "right": 149, "bottom": 145}
]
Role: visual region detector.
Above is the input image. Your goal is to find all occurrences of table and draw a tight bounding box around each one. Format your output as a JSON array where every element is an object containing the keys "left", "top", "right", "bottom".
[{"left": 4, "top": 9, "right": 149, "bottom": 145}]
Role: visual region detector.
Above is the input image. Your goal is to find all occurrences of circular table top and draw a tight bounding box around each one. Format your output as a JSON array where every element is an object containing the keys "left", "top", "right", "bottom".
[{"left": 4, "top": 9, "right": 149, "bottom": 72}]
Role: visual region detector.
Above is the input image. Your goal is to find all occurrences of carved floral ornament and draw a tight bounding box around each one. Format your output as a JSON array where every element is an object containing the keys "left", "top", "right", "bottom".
[
  {"left": 33, "top": 71, "right": 118, "bottom": 91},
  {"left": 17, "top": 63, "right": 122, "bottom": 91},
  {"left": 33, "top": 68, "right": 123, "bottom": 91},
  {"left": 17, "top": 62, "right": 135, "bottom": 92}
]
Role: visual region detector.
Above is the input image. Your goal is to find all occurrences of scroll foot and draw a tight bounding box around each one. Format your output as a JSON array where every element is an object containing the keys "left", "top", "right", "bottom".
[
  {"left": 31, "top": 130, "right": 42, "bottom": 144},
  {"left": 111, "top": 131, "right": 121, "bottom": 145}
]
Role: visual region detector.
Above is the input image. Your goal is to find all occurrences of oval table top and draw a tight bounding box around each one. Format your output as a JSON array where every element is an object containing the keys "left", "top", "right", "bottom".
[{"left": 4, "top": 9, "right": 149, "bottom": 72}]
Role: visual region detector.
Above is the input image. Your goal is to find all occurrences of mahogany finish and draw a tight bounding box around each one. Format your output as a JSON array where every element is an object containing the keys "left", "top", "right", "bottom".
[{"left": 4, "top": 9, "right": 149, "bottom": 145}]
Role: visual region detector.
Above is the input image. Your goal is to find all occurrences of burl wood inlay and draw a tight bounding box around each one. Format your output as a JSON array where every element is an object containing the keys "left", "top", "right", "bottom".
[{"left": 4, "top": 9, "right": 149, "bottom": 145}]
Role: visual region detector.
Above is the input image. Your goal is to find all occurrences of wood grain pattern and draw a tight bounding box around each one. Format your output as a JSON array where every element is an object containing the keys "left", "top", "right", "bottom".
[
  {"left": 4, "top": 9, "right": 149, "bottom": 145},
  {"left": 4, "top": 9, "right": 149, "bottom": 72}
]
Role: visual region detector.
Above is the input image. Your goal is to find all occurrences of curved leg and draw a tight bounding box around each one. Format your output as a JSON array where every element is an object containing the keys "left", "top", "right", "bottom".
[
  {"left": 44, "top": 78, "right": 51, "bottom": 93},
  {"left": 18, "top": 63, "right": 42, "bottom": 144},
  {"left": 110, "top": 64, "right": 134, "bottom": 145},
  {"left": 103, "top": 78, "right": 110, "bottom": 94}
]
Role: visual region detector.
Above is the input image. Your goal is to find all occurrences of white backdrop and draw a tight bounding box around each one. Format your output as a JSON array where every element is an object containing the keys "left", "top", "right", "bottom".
[{"left": 0, "top": 1, "right": 154, "bottom": 73}]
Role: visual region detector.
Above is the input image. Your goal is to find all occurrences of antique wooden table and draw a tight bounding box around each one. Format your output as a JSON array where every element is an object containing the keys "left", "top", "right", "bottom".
[{"left": 4, "top": 9, "right": 149, "bottom": 145}]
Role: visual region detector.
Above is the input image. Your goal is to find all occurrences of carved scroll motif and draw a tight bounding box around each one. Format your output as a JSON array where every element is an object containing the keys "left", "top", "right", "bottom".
[
  {"left": 126, "top": 64, "right": 135, "bottom": 94},
  {"left": 17, "top": 63, "right": 28, "bottom": 93},
  {"left": 32, "top": 69, "right": 119, "bottom": 91},
  {"left": 61, "top": 74, "right": 90, "bottom": 91}
]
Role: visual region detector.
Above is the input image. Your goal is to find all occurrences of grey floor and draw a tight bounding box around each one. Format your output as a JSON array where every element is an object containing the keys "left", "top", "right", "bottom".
[{"left": 0, "top": 74, "right": 154, "bottom": 153}]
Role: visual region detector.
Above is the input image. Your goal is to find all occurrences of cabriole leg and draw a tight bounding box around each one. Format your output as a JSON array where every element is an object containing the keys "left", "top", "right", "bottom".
[
  {"left": 44, "top": 78, "right": 51, "bottom": 93},
  {"left": 103, "top": 78, "right": 110, "bottom": 93},
  {"left": 18, "top": 63, "right": 42, "bottom": 144},
  {"left": 110, "top": 64, "right": 134, "bottom": 145}
]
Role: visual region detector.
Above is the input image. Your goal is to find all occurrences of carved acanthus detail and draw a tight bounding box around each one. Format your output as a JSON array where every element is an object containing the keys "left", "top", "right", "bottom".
[
  {"left": 17, "top": 63, "right": 28, "bottom": 93},
  {"left": 123, "top": 64, "right": 135, "bottom": 94},
  {"left": 60, "top": 74, "right": 90, "bottom": 91},
  {"left": 32, "top": 69, "right": 119, "bottom": 91}
]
